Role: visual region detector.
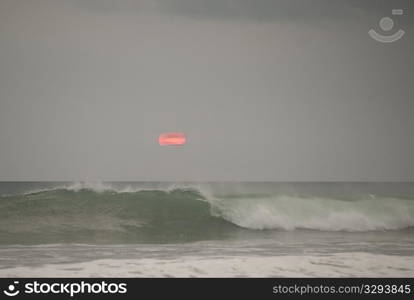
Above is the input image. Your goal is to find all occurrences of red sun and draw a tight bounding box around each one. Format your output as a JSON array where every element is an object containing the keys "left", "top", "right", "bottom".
[{"left": 159, "top": 132, "right": 186, "bottom": 146}]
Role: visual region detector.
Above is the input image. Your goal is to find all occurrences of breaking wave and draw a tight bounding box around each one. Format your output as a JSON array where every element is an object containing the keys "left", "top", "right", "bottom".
[{"left": 0, "top": 183, "right": 413, "bottom": 244}]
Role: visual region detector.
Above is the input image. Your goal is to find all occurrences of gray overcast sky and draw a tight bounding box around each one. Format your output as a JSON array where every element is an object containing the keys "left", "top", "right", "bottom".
[{"left": 0, "top": 0, "right": 413, "bottom": 181}]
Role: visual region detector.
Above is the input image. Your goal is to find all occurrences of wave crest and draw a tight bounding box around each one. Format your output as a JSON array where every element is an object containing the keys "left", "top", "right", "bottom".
[{"left": 211, "top": 195, "right": 414, "bottom": 231}]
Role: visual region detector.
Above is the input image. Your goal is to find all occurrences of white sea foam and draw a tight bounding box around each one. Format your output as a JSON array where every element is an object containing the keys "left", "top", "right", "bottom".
[
  {"left": 210, "top": 195, "right": 414, "bottom": 231},
  {"left": 1, "top": 253, "right": 413, "bottom": 277}
]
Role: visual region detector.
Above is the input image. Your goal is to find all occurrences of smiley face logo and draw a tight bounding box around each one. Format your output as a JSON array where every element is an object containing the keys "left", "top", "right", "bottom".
[{"left": 3, "top": 281, "right": 20, "bottom": 297}]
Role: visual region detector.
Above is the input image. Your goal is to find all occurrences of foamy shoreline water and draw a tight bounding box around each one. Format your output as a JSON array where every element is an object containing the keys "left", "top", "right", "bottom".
[{"left": 1, "top": 253, "right": 413, "bottom": 277}]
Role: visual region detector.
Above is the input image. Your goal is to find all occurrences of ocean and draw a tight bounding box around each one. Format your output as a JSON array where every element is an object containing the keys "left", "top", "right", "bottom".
[{"left": 0, "top": 182, "right": 413, "bottom": 277}]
